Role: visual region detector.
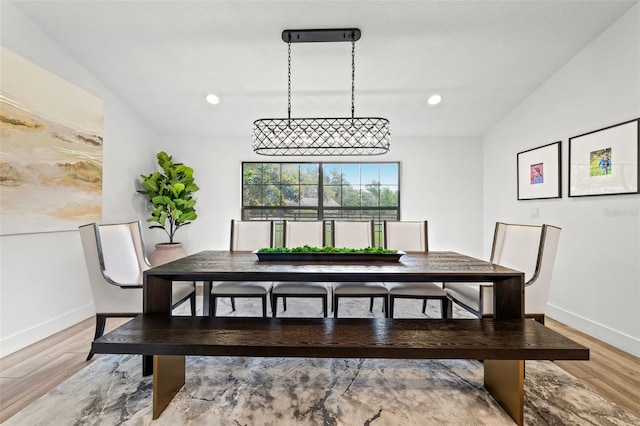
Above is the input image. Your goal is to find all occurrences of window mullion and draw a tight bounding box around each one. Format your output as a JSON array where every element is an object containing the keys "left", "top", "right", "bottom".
[{"left": 318, "top": 162, "right": 324, "bottom": 220}]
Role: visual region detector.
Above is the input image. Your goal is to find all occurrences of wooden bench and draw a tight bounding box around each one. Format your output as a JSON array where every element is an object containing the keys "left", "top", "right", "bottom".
[{"left": 93, "top": 316, "right": 589, "bottom": 425}]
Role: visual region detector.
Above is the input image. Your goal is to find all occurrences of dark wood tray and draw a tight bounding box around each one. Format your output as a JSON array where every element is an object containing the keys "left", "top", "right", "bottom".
[{"left": 253, "top": 250, "right": 405, "bottom": 262}]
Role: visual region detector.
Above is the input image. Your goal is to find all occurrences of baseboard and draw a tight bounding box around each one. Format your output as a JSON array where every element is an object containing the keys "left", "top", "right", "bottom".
[
  {"left": 0, "top": 304, "right": 95, "bottom": 358},
  {"left": 547, "top": 304, "right": 640, "bottom": 358}
]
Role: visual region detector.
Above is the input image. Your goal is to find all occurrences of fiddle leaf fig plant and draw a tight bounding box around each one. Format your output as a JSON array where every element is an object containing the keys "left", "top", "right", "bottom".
[{"left": 138, "top": 151, "right": 199, "bottom": 243}]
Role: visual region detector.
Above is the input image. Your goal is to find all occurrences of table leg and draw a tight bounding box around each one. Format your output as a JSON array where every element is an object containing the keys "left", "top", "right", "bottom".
[
  {"left": 492, "top": 275, "right": 524, "bottom": 320},
  {"left": 143, "top": 275, "right": 174, "bottom": 375},
  {"left": 144, "top": 275, "right": 173, "bottom": 315},
  {"left": 152, "top": 355, "right": 186, "bottom": 419},
  {"left": 484, "top": 359, "right": 524, "bottom": 426}
]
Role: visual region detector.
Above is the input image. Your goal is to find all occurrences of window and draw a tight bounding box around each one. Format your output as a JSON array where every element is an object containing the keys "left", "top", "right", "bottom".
[{"left": 242, "top": 162, "right": 400, "bottom": 246}]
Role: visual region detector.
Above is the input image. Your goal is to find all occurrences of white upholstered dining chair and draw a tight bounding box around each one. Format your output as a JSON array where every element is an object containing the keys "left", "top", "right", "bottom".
[
  {"left": 271, "top": 220, "right": 331, "bottom": 317},
  {"left": 79, "top": 221, "right": 196, "bottom": 360},
  {"left": 210, "top": 220, "right": 273, "bottom": 317},
  {"left": 332, "top": 220, "right": 389, "bottom": 318},
  {"left": 444, "top": 222, "right": 561, "bottom": 324},
  {"left": 383, "top": 220, "right": 449, "bottom": 318}
]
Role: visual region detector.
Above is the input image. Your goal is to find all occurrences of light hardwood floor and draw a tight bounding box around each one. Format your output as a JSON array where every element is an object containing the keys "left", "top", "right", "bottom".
[{"left": 1, "top": 316, "right": 639, "bottom": 423}]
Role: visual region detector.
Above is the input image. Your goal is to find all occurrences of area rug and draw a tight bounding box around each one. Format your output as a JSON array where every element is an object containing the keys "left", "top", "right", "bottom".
[{"left": 6, "top": 299, "right": 640, "bottom": 425}]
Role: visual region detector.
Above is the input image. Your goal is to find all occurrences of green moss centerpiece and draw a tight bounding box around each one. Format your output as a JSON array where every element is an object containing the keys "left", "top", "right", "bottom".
[{"left": 254, "top": 245, "right": 404, "bottom": 262}]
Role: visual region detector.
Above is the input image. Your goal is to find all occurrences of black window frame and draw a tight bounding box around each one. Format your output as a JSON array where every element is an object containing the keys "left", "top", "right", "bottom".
[{"left": 241, "top": 161, "right": 401, "bottom": 247}]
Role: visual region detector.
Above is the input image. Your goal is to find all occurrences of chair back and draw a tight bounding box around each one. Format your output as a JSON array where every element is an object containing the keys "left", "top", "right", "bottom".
[
  {"left": 230, "top": 220, "right": 273, "bottom": 251},
  {"left": 490, "top": 222, "right": 561, "bottom": 313},
  {"left": 332, "top": 221, "right": 373, "bottom": 248},
  {"left": 491, "top": 223, "right": 541, "bottom": 282},
  {"left": 383, "top": 221, "right": 428, "bottom": 252},
  {"left": 283, "top": 220, "right": 325, "bottom": 248},
  {"left": 79, "top": 221, "right": 145, "bottom": 313}
]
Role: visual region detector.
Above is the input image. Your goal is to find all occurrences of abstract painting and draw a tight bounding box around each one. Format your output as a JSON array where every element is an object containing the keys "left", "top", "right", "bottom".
[{"left": 0, "top": 47, "right": 103, "bottom": 235}]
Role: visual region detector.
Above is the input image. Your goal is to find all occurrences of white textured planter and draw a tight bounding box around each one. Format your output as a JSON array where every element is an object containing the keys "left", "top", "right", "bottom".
[{"left": 149, "top": 242, "right": 187, "bottom": 266}]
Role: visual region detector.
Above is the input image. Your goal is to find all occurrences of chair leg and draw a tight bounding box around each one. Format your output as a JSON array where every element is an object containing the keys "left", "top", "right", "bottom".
[
  {"left": 189, "top": 292, "right": 196, "bottom": 316},
  {"left": 283, "top": 297, "right": 287, "bottom": 312},
  {"left": 440, "top": 298, "right": 448, "bottom": 319},
  {"left": 445, "top": 299, "right": 453, "bottom": 319},
  {"left": 230, "top": 297, "right": 236, "bottom": 312},
  {"left": 528, "top": 314, "right": 545, "bottom": 325},
  {"left": 271, "top": 294, "right": 277, "bottom": 318},
  {"left": 86, "top": 314, "right": 107, "bottom": 361},
  {"left": 369, "top": 297, "right": 374, "bottom": 312},
  {"left": 211, "top": 296, "right": 217, "bottom": 317},
  {"left": 383, "top": 296, "right": 389, "bottom": 318},
  {"left": 322, "top": 296, "right": 328, "bottom": 317},
  {"left": 389, "top": 296, "right": 395, "bottom": 319},
  {"left": 333, "top": 295, "right": 339, "bottom": 318},
  {"left": 422, "top": 299, "right": 428, "bottom": 313},
  {"left": 261, "top": 295, "right": 267, "bottom": 318}
]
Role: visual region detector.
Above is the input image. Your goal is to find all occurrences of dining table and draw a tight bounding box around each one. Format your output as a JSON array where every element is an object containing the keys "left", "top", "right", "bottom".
[{"left": 144, "top": 250, "right": 525, "bottom": 319}]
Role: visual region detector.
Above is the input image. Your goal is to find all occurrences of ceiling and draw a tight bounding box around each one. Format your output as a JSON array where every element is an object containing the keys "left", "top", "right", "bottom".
[{"left": 9, "top": 0, "right": 638, "bottom": 139}]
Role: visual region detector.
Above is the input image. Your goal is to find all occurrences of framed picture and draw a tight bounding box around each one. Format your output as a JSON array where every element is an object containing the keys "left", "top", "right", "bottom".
[
  {"left": 569, "top": 118, "right": 639, "bottom": 197},
  {"left": 517, "top": 141, "right": 561, "bottom": 200}
]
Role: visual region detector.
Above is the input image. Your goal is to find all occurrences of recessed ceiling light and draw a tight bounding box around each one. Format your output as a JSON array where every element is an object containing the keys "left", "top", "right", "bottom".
[
  {"left": 206, "top": 94, "right": 220, "bottom": 105},
  {"left": 427, "top": 94, "right": 442, "bottom": 105}
]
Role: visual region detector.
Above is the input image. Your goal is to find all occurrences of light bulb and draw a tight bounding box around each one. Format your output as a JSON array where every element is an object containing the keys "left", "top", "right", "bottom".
[{"left": 427, "top": 94, "right": 442, "bottom": 105}]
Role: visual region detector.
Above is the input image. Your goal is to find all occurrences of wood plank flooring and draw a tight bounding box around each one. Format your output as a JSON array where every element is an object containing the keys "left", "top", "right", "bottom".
[
  {"left": 0, "top": 317, "right": 130, "bottom": 423},
  {"left": 546, "top": 318, "right": 640, "bottom": 418},
  {"left": 1, "top": 316, "right": 638, "bottom": 423}
]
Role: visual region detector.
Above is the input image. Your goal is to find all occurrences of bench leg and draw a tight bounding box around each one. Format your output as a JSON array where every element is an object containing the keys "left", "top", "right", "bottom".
[
  {"left": 484, "top": 359, "right": 524, "bottom": 426},
  {"left": 153, "top": 355, "right": 185, "bottom": 419}
]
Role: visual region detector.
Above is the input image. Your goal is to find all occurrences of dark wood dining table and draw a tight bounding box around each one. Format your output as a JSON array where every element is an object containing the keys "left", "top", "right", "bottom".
[{"left": 144, "top": 250, "right": 525, "bottom": 319}]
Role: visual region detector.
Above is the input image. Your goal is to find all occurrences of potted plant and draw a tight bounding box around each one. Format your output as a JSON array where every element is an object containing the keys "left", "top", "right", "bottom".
[{"left": 138, "top": 151, "right": 199, "bottom": 265}]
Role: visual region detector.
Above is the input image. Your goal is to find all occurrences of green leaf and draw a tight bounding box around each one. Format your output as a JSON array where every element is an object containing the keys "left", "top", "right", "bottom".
[
  {"left": 158, "top": 211, "right": 168, "bottom": 225},
  {"left": 151, "top": 195, "right": 166, "bottom": 205},
  {"left": 179, "top": 211, "right": 197, "bottom": 222}
]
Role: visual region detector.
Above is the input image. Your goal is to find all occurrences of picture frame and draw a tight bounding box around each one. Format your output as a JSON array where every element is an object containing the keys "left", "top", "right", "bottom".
[
  {"left": 568, "top": 118, "right": 639, "bottom": 197},
  {"left": 517, "top": 141, "right": 561, "bottom": 200}
]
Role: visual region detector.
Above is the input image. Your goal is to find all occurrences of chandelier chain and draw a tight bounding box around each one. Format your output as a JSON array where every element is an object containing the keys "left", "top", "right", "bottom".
[
  {"left": 287, "top": 41, "right": 292, "bottom": 121},
  {"left": 351, "top": 38, "right": 355, "bottom": 119}
]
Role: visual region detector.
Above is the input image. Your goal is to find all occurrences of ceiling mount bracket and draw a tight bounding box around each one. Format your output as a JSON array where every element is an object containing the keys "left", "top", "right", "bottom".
[{"left": 282, "top": 28, "right": 361, "bottom": 43}]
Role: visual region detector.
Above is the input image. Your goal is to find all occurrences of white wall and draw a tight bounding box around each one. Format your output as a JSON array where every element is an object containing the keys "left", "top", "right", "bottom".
[
  {"left": 483, "top": 5, "right": 640, "bottom": 356},
  {"left": 153, "top": 134, "right": 484, "bottom": 258},
  {"left": 0, "top": 3, "right": 155, "bottom": 357}
]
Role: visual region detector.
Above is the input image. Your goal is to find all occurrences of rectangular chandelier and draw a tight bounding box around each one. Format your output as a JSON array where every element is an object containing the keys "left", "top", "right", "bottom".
[
  {"left": 252, "top": 29, "right": 390, "bottom": 156},
  {"left": 252, "top": 117, "right": 390, "bottom": 156}
]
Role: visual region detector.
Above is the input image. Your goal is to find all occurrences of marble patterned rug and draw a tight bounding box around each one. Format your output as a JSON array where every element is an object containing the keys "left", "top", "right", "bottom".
[{"left": 6, "top": 298, "right": 640, "bottom": 425}]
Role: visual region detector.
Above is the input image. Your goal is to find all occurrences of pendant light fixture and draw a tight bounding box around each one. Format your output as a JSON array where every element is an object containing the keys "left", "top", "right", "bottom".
[{"left": 252, "top": 28, "right": 390, "bottom": 156}]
